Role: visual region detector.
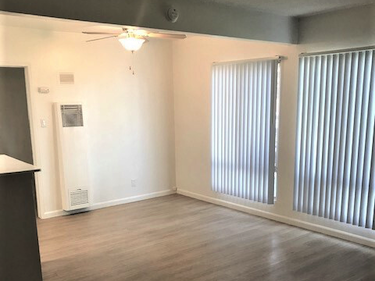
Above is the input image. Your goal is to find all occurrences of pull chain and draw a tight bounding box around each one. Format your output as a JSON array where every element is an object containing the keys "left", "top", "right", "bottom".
[{"left": 129, "top": 51, "right": 135, "bottom": 75}]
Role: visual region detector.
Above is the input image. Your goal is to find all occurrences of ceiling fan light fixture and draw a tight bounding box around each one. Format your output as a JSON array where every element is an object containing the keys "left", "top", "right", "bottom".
[{"left": 118, "top": 36, "right": 145, "bottom": 52}]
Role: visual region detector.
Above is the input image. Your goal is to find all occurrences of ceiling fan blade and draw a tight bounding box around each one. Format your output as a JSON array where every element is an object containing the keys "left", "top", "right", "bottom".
[
  {"left": 132, "top": 29, "right": 149, "bottom": 37},
  {"left": 83, "top": 31, "right": 120, "bottom": 35},
  {"left": 147, "top": 33, "right": 186, "bottom": 39},
  {"left": 86, "top": 35, "right": 118, "bottom": 42}
]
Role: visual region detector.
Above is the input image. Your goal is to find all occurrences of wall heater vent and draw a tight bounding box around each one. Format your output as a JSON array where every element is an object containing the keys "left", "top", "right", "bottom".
[
  {"left": 61, "top": 105, "right": 84, "bottom": 127},
  {"left": 54, "top": 103, "right": 91, "bottom": 211},
  {"left": 70, "top": 189, "right": 89, "bottom": 207}
]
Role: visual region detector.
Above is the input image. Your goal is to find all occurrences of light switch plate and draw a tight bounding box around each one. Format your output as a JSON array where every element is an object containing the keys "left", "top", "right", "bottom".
[
  {"left": 38, "top": 87, "right": 50, "bottom": 94},
  {"left": 131, "top": 179, "right": 137, "bottom": 187},
  {"left": 40, "top": 119, "right": 47, "bottom": 128}
]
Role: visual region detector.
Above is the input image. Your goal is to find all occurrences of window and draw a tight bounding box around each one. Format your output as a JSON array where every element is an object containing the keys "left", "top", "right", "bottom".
[
  {"left": 294, "top": 49, "right": 375, "bottom": 230},
  {"left": 211, "top": 58, "right": 279, "bottom": 204}
]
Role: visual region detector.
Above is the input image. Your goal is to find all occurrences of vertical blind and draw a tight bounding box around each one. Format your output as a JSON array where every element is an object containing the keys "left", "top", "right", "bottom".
[
  {"left": 211, "top": 59, "right": 278, "bottom": 204},
  {"left": 294, "top": 49, "right": 375, "bottom": 230}
]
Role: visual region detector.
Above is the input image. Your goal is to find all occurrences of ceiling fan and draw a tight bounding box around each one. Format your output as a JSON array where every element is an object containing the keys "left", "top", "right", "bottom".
[{"left": 83, "top": 28, "right": 187, "bottom": 52}]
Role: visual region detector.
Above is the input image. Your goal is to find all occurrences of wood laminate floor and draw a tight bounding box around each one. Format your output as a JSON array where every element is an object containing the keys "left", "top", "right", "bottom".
[{"left": 37, "top": 194, "right": 375, "bottom": 281}]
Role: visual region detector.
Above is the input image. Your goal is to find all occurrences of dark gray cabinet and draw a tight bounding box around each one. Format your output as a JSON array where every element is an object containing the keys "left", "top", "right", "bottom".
[{"left": 0, "top": 155, "right": 42, "bottom": 281}]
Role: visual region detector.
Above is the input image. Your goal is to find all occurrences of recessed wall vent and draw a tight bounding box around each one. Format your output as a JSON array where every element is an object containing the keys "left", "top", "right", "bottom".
[
  {"left": 70, "top": 189, "right": 89, "bottom": 207},
  {"left": 61, "top": 105, "right": 84, "bottom": 127},
  {"left": 59, "top": 73, "right": 75, "bottom": 84}
]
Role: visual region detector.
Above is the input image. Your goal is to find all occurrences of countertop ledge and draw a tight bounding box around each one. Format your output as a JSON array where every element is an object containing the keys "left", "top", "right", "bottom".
[{"left": 0, "top": 154, "right": 40, "bottom": 175}]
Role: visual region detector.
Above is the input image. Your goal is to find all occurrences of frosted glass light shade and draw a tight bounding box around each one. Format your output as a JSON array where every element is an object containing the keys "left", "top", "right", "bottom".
[{"left": 118, "top": 37, "right": 145, "bottom": 52}]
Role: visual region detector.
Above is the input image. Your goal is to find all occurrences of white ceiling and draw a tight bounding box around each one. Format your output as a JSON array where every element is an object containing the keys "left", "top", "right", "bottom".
[{"left": 198, "top": 0, "right": 375, "bottom": 16}]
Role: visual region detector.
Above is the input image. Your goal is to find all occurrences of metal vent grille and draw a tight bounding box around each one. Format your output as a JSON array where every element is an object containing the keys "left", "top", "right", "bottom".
[
  {"left": 61, "top": 105, "right": 84, "bottom": 127},
  {"left": 59, "top": 73, "right": 74, "bottom": 84},
  {"left": 70, "top": 189, "right": 89, "bottom": 207}
]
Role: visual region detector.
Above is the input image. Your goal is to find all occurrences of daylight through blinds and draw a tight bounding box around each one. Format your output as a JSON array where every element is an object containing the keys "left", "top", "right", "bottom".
[
  {"left": 294, "top": 49, "right": 375, "bottom": 230},
  {"left": 211, "top": 59, "right": 278, "bottom": 204}
]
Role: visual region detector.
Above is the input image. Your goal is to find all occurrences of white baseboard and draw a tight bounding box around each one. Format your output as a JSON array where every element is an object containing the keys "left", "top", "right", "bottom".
[
  {"left": 177, "top": 189, "right": 375, "bottom": 248},
  {"left": 43, "top": 209, "right": 66, "bottom": 219},
  {"left": 90, "top": 189, "right": 176, "bottom": 210},
  {"left": 42, "top": 189, "right": 176, "bottom": 219}
]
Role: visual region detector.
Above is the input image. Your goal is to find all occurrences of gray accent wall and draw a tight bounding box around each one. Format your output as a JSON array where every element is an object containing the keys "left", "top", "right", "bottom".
[
  {"left": 0, "top": 0, "right": 298, "bottom": 43},
  {"left": 298, "top": 4, "right": 375, "bottom": 50},
  {"left": 0, "top": 67, "right": 33, "bottom": 164}
]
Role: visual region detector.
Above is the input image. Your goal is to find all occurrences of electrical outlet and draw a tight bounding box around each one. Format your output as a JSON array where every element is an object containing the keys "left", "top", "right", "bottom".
[{"left": 131, "top": 179, "right": 137, "bottom": 187}]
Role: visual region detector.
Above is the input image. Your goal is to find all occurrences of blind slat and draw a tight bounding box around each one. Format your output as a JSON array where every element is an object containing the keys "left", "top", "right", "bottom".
[
  {"left": 313, "top": 56, "right": 327, "bottom": 215},
  {"left": 351, "top": 52, "right": 366, "bottom": 225},
  {"left": 357, "top": 52, "right": 373, "bottom": 227},
  {"left": 336, "top": 53, "right": 351, "bottom": 221},
  {"left": 294, "top": 58, "right": 304, "bottom": 210},
  {"left": 319, "top": 55, "right": 333, "bottom": 217},
  {"left": 365, "top": 55, "right": 375, "bottom": 228}
]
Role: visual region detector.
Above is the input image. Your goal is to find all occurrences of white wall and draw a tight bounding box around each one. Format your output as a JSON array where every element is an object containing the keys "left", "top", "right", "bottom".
[
  {"left": 172, "top": 10, "right": 375, "bottom": 246},
  {"left": 0, "top": 25, "right": 176, "bottom": 218}
]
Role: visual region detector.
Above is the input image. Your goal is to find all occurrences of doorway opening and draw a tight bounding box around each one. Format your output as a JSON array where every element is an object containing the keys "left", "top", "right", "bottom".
[{"left": 0, "top": 66, "right": 40, "bottom": 216}]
